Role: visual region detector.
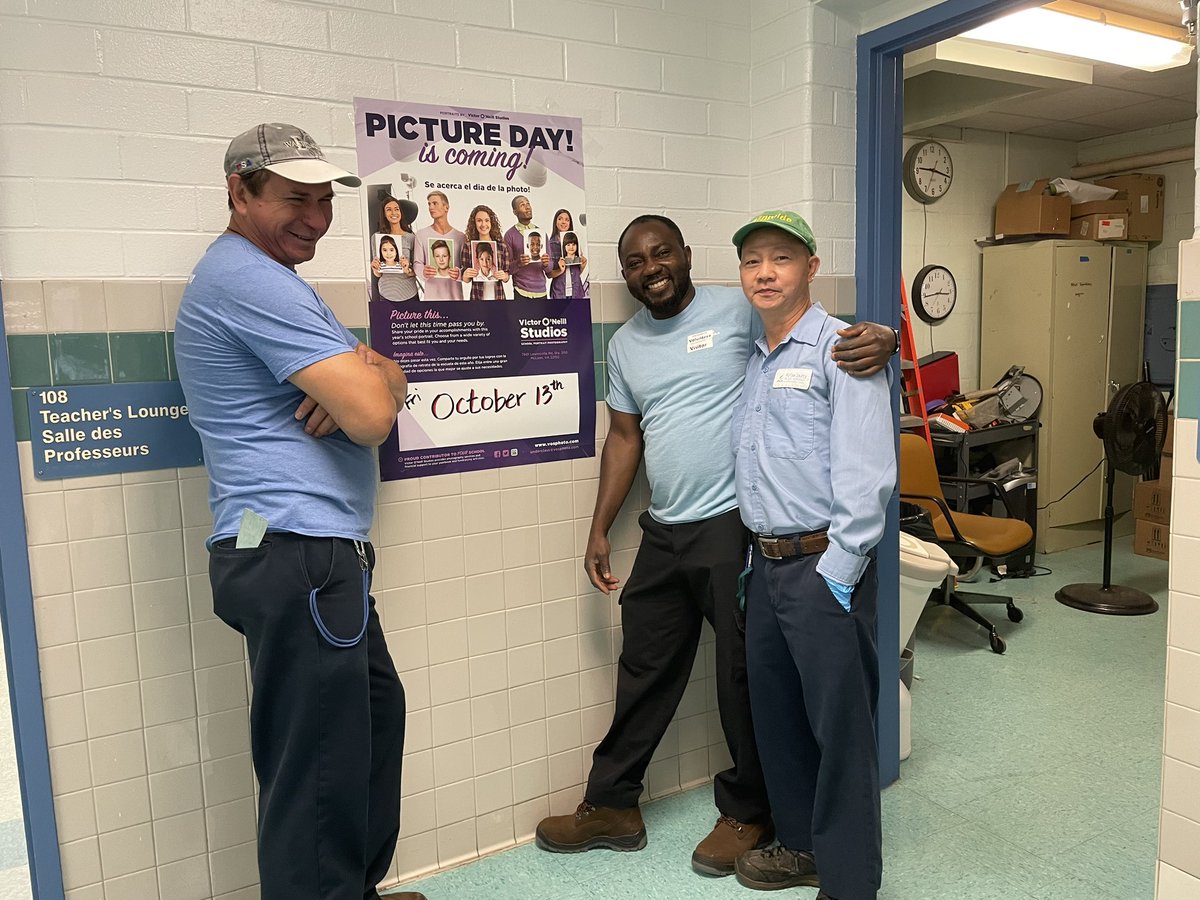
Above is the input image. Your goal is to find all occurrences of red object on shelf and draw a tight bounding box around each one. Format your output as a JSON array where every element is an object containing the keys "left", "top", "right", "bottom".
[{"left": 918, "top": 351, "right": 960, "bottom": 405}]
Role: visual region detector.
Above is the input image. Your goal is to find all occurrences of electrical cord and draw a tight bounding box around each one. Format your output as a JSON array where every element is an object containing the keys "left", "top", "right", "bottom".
[
  {"left": 990, "top": 564, "right": 1053, "bottom": 581},
  {"left": 1038, "top": 459, "right": 1103, "bottom": 510}
]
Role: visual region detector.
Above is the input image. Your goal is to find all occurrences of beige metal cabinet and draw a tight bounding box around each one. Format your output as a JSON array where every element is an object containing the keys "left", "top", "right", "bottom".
[{"left": 980, "top": 241, "right": 1147, "bottom": 552}]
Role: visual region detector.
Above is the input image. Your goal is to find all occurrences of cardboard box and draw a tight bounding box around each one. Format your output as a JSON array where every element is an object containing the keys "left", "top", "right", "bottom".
[
  {"left": 994, "top": 180, "right": 1072, "bottom": 237},
  {"left": 1133, "top": 518, "right": 1169, "bottom": 560},
  {"left": 1157, "top": 449, "right": 1172, "bottom": 482},
  {"left": 1132, "top": 479, "right": 1171, "bottom": 525},
  {"left": 1096, "top": 174, "right": 1164, "bottom": 242},
  {"left": 1164, "top": 412, "right": 1175, "bottom": 456},
  {"left": 1069, "top": 212, "right": 1128, "bottom": 241},
  {"left": 1070, "top": 196, "right": 1130, "bottom": 218}
]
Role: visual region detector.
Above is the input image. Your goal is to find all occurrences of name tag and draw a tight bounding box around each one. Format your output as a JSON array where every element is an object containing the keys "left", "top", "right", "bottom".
[
  {"left": 687, "top": 330, "right": 715, "bottom": 352},
  {"left": 773, "top": 368, "right": 812, "bottom": 390}
]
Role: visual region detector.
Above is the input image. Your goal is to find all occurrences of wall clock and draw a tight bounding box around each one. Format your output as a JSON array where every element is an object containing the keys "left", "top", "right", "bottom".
[
  {"left": 903, "top": 139, "right": 953, "bottom": 203},
  {"left": 912, "top": 264, "right": 957, "bottom": 324}
]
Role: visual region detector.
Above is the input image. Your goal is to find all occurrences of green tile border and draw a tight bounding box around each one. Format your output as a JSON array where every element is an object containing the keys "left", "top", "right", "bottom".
[
  {"left": 49, "top": 333, "right": 111, "bottom": 385},
  {"left": 10, "top": 389, "right": 30, "bottom": 442},
  {"left": 6, "top": 334, "right": 51, "bottom": 388},
  {"left": 1179, "top": 299, "right": 1200, "bottom": 362},
  {"left": 110, "top": 332, "right": 169, "bottom": 383},
  {"left": 1177, "top": 360, "right": 1200, "bottom": 423}
]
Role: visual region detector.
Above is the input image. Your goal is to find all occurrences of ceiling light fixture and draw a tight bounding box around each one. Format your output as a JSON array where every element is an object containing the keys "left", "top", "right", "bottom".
[{"left": 961, "top": 1, "right": 1194, "bottom": 72}]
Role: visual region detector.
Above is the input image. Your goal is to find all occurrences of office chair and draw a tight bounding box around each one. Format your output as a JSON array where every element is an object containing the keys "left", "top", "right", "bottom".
[{"left": 899, "top": 433, "right": 1034, "bottom": 654}]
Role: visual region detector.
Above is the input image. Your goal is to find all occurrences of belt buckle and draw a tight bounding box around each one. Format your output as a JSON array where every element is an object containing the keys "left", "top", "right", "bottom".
[{"left": 758, "top": 536, "right": 784, "bottom": 560}]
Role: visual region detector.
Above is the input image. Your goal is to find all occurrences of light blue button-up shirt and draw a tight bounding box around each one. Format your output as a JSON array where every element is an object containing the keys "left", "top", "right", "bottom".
[{"left": 732, "top": 302, "right": 895, "bottom": 587}]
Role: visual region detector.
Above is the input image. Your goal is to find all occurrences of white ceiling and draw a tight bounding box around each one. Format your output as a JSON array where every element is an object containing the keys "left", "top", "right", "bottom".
[
  {"left": 892, "top": 0, "right": 1199, "bottom": 139},
  {"left": 905, "top": 57, "right": 1196, "bottom": 140}
]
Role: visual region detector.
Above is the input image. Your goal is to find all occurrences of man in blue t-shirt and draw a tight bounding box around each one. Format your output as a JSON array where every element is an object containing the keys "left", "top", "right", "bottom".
[
  {"left": 535, "top": 215, "right": 895, "bottom": 877},
  {"left": 174, "top": 123, "right": 423, "bottom": 900}
]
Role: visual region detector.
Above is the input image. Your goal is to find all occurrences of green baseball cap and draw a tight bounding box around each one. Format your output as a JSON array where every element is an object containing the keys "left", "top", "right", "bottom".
[{"left": 732, "top": 210, "right": 817, "bottom": 255}]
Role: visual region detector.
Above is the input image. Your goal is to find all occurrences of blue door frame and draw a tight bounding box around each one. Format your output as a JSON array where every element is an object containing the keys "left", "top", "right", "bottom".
[
  {"left": 0, "top": 286, "right": 65, "bottom": 898},
  {"left": 856, "top": 0, "right": 1035, "bottom": 785}
]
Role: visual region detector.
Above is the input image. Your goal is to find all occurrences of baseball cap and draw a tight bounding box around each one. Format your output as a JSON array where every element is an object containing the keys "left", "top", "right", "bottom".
[
  {"left": 223, "top": 123, "right": 361, "bottom": 187},
  {"left": 731, "top": 210, "right": 817, "bottom": 255}
]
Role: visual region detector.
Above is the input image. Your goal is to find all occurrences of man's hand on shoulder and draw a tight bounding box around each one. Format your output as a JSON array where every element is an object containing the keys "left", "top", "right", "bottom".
[{"left": 831, "top": 321, "right": 896, "bottom": 377}]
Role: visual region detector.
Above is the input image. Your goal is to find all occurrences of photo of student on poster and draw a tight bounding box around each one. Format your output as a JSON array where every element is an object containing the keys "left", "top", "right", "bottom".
[{"left": 354, "top": 98, "right": 595, "bottom": 480}]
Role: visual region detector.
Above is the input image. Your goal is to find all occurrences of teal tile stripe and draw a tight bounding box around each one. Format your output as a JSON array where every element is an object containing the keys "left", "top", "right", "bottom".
[
  {"left": 50, "top": 333, "right": 110, "bottom": 385},
  {"left": 6, "top": 335, "right": 51, "bottom": 387},
  {"left": 110, "top": 332, "right": 169, "bottom": 383},
  {"left": 10, "top": 389, "right": 29, "bottom": 442},
  {"left": 1179, "top": 299, "right": 1200, "bottom": 367},
  {"left": 1178, "top": 360, "right": 1200, "bottom": 424}
]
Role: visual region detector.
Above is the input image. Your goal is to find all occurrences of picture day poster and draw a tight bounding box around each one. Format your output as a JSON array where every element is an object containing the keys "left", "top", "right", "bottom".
[{"left": 353, "top": 98, "right": 596, "bottom": 481}]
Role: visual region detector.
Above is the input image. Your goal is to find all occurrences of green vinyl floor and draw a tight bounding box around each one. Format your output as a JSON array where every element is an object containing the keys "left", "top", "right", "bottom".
[{"left": 391, "top": 539, "right": 1168, "bottom": 899}]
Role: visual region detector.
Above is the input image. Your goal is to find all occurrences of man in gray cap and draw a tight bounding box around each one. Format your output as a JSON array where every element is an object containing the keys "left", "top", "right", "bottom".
[{"left": 174, "top": 123, "right": 422, "bottom": 900}]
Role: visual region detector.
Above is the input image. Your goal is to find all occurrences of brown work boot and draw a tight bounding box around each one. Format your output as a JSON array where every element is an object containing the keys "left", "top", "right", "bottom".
[
  {"left": 735, "top": 845, "right": 820, "bottom": 890},
  {"left": 535, "top": 800, "right": 647, "bottom": 853},
  {"left": 691, "top": 815, "right": 775, "bottom": 876}
]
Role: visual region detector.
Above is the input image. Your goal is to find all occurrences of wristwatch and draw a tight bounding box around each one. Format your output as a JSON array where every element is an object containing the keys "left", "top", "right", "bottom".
[{"left": 891, "top": 327, "right": 900, "bottom": 357}]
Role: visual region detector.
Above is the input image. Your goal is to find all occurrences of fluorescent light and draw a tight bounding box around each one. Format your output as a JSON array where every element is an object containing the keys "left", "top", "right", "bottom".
[{"left": 962, "top": 4, "right": 1194, "bottom": 72}]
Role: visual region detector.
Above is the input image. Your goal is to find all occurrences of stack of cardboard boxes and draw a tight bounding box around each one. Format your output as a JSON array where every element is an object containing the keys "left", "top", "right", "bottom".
[
  {"left": 1132, "top": 412, "right": 1174, "bottom": 561},
  {"left": 992, "top": 173, "right": 1165, "bottom": 243}
]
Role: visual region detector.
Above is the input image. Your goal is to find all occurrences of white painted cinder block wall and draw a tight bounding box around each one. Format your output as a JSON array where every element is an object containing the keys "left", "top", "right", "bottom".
[{"left": 0, "top": 2, "right": 867, "bottom": 897}]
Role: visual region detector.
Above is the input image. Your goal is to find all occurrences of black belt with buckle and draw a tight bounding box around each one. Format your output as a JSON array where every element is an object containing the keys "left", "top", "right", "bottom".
[{"left": 754, "top": 531, "right": 829, "bottom": 560}]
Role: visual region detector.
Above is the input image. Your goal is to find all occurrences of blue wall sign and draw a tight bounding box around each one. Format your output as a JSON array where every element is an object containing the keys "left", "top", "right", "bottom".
[{"left": 27, "top": 382, "right": 203, "bottom": 479}]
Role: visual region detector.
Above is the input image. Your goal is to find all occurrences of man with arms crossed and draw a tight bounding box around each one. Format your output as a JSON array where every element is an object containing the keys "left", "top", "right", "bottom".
[
  {"left": 414, "top": 189, "right": 465, "bottom": 300},
  {"left": 174, "top": 123, "right": 423, "bottom": 900},
  {"left": 535, "top": 214, "right": 895, "bottom": 876},
  {"left": 730, "top": 212, "right": 894, "bottom": 900}
]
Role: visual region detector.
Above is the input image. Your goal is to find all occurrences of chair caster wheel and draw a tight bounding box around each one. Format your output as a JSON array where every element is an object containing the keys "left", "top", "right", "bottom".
[
  {"left": 989, "top": 632, "right": 1006, "bottom": 654},
  {"left": 1006, "top": 604, "right": 1024, "bottom": 623}
]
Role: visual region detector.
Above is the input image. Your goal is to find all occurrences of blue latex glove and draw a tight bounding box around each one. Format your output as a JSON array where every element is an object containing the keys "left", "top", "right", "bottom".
[{"left": 822, "top": 575, "right": 854, "bottom": 612}]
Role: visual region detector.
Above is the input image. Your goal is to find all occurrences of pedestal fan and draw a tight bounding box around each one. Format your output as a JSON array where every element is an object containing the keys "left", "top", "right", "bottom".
[{"left": 1055, "top": 380, "right": 1167, "bottom": 615}]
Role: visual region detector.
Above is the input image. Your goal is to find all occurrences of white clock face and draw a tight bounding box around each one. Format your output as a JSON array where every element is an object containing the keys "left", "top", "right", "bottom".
[
  {"left": 907, "top": 141, "right": 953, "bottom": 202},
  {"left": 915, "top": 265, "right": 956, "bottom": 323}
]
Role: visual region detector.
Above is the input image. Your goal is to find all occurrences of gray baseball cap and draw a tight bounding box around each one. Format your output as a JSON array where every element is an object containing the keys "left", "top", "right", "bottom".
[{"left": 223, "top": 123, "right": 361, "bottom": 187}]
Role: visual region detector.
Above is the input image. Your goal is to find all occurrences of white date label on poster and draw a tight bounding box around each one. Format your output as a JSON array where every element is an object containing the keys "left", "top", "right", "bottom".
[{"left": 398, "top": 373, "right": 580, "bottom": 450}]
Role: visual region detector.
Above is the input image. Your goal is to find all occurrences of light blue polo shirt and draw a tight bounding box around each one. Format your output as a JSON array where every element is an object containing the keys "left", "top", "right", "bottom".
[
  {"left": 606, "top": 285, "right": 758, "bottom": 524},
  {"left": 174, "top": 233, "right": 376, "bottom": 545}
]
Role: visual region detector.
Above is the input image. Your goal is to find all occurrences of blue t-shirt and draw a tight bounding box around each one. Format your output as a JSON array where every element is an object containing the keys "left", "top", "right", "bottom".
[
  {"left": 174, "top": 233, "right": 376, "bottom": 545},
  {"left": 606, "top": 285, "right": 758, "bottom": 524}
]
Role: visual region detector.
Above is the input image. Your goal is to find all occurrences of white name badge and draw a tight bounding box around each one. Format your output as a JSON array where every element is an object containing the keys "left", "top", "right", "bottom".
[
  {"left": 773, "top": 367, "right": 812, "bottom": 390},
  {"left": 687, "top": 330, "right": 715, "bottom": 352}
]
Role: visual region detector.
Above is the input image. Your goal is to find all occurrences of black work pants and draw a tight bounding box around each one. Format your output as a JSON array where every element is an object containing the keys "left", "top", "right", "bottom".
[
  {"left": 585, "top": 508, "right": 770, "bottom": 823},
  {"left": 210, "top": 533, "right": 406, "bottom": 900},
  {"left": 745, "top": 547, "right": 882, "bottom": 900}
]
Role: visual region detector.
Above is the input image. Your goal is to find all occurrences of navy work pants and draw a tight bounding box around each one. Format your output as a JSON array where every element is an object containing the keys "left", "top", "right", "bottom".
[
  {"left": 210, "top": 532, "right": 406, "bottom": 900},
  {"left": 745, "top": 546, "right": 882, "bottom": 900},
  {"left": 586, "top": 508, "right": 770, "bottom": 824}
]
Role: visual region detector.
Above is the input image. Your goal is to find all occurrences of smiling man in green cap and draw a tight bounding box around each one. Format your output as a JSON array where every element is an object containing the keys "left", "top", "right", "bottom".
[{"left": 729, "top": 211, "right": 894, "bottom": 900}]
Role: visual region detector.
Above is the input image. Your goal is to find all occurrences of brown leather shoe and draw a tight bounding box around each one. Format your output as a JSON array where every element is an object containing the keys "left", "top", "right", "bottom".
[
  {"left": 735, "top": 845, "right": 820, "bottom": 890},
  {"left": 535, "top": 800, "right": 647, "bottom": 853},
  {"left": 691, "top": 815, "right": 775, "bottom": 876}
]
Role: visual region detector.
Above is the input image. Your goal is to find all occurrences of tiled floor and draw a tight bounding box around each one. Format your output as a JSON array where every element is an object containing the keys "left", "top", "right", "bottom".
[{"left": 390, "top": 539, "right": 1168, "bottom": 899}]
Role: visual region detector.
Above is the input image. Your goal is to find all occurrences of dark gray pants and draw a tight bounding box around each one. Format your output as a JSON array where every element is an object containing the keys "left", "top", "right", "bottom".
[
  {"left": 586, "top": 508, "right": 771, "bottom": 824},
  {"left": 210, "top": 532, "right": 405, "bottom": 900},
  {"left": 745, "top": 546, "right": 881, "bottom": 900}
]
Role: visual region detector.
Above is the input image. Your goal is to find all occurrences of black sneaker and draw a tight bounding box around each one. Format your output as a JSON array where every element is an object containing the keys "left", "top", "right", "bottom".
[{"left": 734, "top": 845, "right": 820, "bottom": 890}]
